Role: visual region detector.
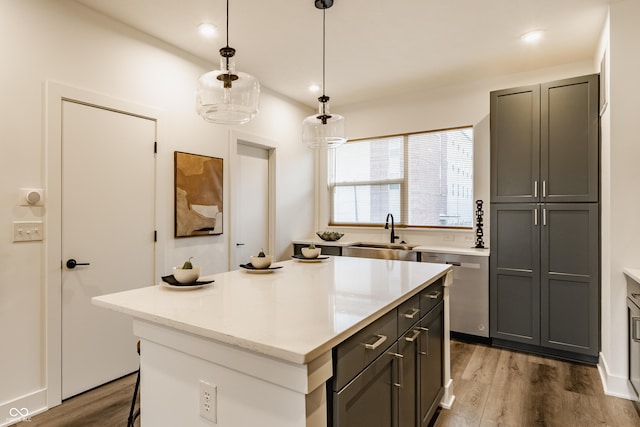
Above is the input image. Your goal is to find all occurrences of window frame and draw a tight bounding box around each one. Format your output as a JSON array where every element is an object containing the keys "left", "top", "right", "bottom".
[{"left": 328, "top": 125, "right": 474, "bottom": 230}]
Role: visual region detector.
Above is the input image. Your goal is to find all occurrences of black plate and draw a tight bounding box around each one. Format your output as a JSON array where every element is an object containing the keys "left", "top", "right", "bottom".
[
  {"left": 291, "top": 254, "right": 330, "bottom": 260},
  {"left": 239, "top": 263, "right": 283, "bottom": 271},
  {"left": 161, "top": 275, "right": 214, "bottom": 286}
]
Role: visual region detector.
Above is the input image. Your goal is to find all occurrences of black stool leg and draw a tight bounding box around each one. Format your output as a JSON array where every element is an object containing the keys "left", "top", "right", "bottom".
[{"left": 127, "top": 368, "right": 140, "bottom": 427}]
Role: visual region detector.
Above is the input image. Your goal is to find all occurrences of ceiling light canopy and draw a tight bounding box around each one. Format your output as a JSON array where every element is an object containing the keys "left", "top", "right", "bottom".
[
  {"left": 196, "top": 0, "right": 260, "bottom": 125},
  {"left": 302, "top": 0, "right": 346, "bottom": 149}
]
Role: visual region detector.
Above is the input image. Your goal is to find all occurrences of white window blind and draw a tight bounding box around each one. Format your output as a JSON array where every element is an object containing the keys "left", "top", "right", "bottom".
[{"left": 330, "top": 127, "right": 474, "bottom": 228}]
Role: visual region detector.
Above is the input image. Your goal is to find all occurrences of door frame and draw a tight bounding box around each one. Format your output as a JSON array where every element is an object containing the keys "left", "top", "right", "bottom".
[
  {"left": 44, "top": 82, "right": 163, "bottom": 408},
  {"left": 228, "top": 130, "right": 276, "bottom": 270}
]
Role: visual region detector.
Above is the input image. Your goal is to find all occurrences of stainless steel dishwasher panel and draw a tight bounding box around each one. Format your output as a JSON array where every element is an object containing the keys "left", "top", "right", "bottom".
[{"left": 421, "top": 252, "right": 489, "bottom": 337}]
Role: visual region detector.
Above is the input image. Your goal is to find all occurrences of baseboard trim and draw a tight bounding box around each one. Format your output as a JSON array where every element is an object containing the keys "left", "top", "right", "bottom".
[
  {"left": 0, "top": 388, "right": 47, "bottom": 427},
  {"left": 598, "top": 352, "right": 638, "bottom": 400}
]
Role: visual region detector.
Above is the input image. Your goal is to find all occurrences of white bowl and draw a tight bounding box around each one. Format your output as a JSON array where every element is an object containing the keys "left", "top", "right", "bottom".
[
  {"left": 250, "top": 255, "right": 273, "bottom": 269},
  {"left": 172, "top": 266, "right": 201, "bottom": 283},
  {"left": 301, "top": 247, "right": 322, "bottom": 258}
]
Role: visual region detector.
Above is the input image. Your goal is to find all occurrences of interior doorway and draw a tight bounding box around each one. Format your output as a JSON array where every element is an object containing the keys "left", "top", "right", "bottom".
[
  {"left": 46, "top": 82, "right": 160, "bottom": 407},
  {"left": 229, "top": 131, "right": 276, "bottom": 269}
]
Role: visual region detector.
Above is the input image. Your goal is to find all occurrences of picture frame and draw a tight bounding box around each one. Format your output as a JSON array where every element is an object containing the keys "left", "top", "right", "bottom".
[
  {"left": 174, "top": 151, "right": 223, "bottom": 237},
  {"left": 600, "top": 49, "right": 608, "bottom": 116}
]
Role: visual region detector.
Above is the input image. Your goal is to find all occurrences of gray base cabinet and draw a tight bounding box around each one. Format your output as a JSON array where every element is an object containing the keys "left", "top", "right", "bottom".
[
  {"left": 330, "top": 281, "right": 444, "bottom": 427},
  {"left": 490, "top": 74, "right": 600, "bottom": 361},
  {"left": 293, "top": 243, "right": 343, "bottom": 256},
  {"left": 490, "top": 203, "right": 599, "bottom": 357}
]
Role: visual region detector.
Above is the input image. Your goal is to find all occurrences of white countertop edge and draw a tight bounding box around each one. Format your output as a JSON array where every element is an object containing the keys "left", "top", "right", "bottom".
[
  {"left": 293, "top": 239, "right": 490, "bottom": 256},
  {"left": 624, "top": 268, "right": 640, "bottom": 284},
  {"left": 93, "top": 267, "right": 452, "bottom": 365}
]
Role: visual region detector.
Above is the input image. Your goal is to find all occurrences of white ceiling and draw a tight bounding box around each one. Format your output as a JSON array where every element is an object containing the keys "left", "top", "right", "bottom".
[{"left": 74, "top": 0, "right": 610, "bottom": 108}]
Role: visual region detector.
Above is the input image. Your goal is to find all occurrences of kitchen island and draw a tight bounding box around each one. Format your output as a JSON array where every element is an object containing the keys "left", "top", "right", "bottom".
[{"left": 93, "top": 256, "right": 453, "bottom": 426}]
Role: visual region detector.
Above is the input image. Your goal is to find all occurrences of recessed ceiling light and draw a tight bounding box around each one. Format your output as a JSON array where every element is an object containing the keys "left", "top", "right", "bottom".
[
  {"left": 198, "top": 23, "right": 217, "bottom": 38},
  {"left": 520, "top": 30, "right": 544, "bottom": 44},
  {"left": 308, "top": 83, "right": 321, "bottom": 93}
]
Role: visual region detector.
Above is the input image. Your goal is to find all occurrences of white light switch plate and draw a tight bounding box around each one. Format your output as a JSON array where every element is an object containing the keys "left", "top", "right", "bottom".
[{"left": 13, "top": 221, "right": 44, "bottom": 242}]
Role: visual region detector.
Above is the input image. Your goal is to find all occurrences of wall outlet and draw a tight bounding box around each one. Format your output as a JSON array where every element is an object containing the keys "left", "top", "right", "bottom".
[{"left": 199, "top": 380, "right": 217, "bottom": 423}]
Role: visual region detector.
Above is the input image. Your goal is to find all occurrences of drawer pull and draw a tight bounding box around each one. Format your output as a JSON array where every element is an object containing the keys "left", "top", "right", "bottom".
[
  {"left": 389, "top": 352, "right": 404, "bottom": 388},
  {"left": 404, "top": 329, "right": 421, "bottom": 343},
  {"left": 423, "top": 290, "right": 442, "bottom": 300},
  {"left": 445, "top": 261, "right": 461, "bottom": 266},
  {"left": 402, "top": 308, "right": 420, "bottom": 319},
  {"left": 364, "top": 334, "right": 387, "bottom": 350}
]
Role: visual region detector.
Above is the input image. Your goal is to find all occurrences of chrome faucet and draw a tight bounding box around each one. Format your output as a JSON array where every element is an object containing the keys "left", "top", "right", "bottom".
[{"left": 385, "top": 213, "right": 399, "bottom": 244}]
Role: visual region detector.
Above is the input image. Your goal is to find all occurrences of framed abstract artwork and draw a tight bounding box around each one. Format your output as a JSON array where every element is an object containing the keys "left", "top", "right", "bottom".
[{"left": 174, "top": 151, "right": 223, "bottom": 237}]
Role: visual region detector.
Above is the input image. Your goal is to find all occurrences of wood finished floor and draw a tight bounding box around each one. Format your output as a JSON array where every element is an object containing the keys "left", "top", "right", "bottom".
[
  {"left": 19, "top": 341, "right": 640, "bottom": 427},
  {"left": 433, "top": 340, "right": 640, "bottom": 427}
]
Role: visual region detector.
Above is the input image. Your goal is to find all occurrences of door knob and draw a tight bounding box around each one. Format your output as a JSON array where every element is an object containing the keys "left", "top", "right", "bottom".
[{"left": 66, "top": 259, "right": 90, "bottom": 269}]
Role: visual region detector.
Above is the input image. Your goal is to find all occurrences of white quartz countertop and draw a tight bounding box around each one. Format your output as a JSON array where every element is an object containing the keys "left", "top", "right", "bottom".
[
  {"left": 624, "top": 268, "right": 640, "bottom": 284},
  {"left": 93, "top": 257, "right": 451, "bottom": 365},
  {"left": 293, "top": 239, "right": 490, "bottom": 256}
]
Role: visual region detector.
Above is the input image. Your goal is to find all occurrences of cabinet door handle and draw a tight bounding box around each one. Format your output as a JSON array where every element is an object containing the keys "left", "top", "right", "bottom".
[
  {"left": 389, "top": 352, "right": 404, "bottom": 388},
  {"left": 543, "top": 180, "right": 547, "bottom": 198},
  {"left": 417, "top": 327, "right": 429, "bottom": 355},
  {"left": 423, "top": 290, "right": 441, "bottom": 300},
  {"left": 543, "top": 208, "right": 547, "bottom": 226},
  {"left": 402, "top": 308, "right": 420, "bottom": 319},
  {"left": 633, "top": 317, "right": 640, "bottom": 342},
  {"left": 534, "top": 208, "right": 538, "bottom": 226},
  {"left": 364, "top": 334, "right": 387, "bottom": 350},
  {"left": 404, "top": 329, "right": 421, "bottom": 343},
  {"left": 534, "top": 181, "right": 538, "bottom": 198}
]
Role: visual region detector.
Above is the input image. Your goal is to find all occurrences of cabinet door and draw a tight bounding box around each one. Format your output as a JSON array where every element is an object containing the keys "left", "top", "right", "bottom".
[
  {"left": 541, "top": 204, "right": 599, "bottom": 356},
  {"left": 490, "top": 204, "right": 541, "bottom": 345},
  {"left": 418, "top": 302, "right": 444, "bottom": 427},
  {"left": 490, "top": 85, "right": 540, "bottom": 203},
  {"left": 333, "top": 345, "right": 399, "bottom": 427},
  {"left": 398, "top": 328, "right": 419, "bottom": 427},
  {"left": 541, "top": 75, "right": 599, "bottom": 203}
]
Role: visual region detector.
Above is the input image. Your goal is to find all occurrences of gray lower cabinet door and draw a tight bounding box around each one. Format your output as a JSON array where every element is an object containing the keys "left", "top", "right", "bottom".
[
  {"left": 419, "top": 302, "right": 444, "bottom": 427},
  {"left": 490, "top": 204, "right": 541, "bottom": 345},
  {"left": 540, "top": 203, "right": 599, "bottom": 356},
  {"left": 398, "top": 328, "right": 419, "bottom": 427},
  {"left": 333, "top": 344, "right": 398, "bottom": 427}
]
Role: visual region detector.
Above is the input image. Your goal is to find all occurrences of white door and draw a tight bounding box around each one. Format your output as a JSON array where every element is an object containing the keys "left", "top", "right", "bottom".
[
  {"left": 61, "top": 100, "right": 156, "bottom": 399},
  {"left": 235, "top": 142, "right": 270, "bottom": 264}
]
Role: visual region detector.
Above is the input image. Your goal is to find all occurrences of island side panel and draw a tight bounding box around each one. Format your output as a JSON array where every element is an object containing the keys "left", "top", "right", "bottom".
[{"left": 136, "top": 323, "right": 331, "bottom": 427}]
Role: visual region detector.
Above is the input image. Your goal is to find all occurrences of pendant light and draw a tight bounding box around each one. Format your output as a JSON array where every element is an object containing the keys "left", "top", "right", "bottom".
[
  {"left": 196, "top": 0, "right": 260, "bottom": 125},
  {"left": 302, "top": 0, "right": 346, "bottom": 149}
]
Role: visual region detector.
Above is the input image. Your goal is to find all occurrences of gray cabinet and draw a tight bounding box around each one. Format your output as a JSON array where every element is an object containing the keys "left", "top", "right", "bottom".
[
  {"left": 490, "top": 74, "right": 600, "bottom": 362},
  {"left": 490, "top": 204, "right": 599, "bottom": 359},
  {"left": 491, "top": 75, "right": 599, "bottom": 204},
  {"left": 331, "top": 280, "right": 444, "bottom": 427}
]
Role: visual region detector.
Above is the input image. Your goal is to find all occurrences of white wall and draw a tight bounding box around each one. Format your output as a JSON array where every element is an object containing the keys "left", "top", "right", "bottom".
[
  {"left": 599, "top": 0, "right": 640, "bottom": 399},
  {"left": 0, "top": 0, "right": 312, "bottom": 421}
]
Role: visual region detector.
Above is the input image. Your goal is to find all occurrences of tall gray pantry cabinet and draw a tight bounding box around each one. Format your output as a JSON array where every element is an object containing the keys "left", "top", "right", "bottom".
[{"left": 489, "top": 74, "right": 600, "bottom": 362}]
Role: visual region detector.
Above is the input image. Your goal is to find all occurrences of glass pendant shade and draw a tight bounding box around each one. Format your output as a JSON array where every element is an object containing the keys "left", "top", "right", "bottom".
[
  {"left": 302, "top": 97, "right": 346, "bottom": 149},
  {"left": 197, "top": 54, "right": 260, "bottom": 125}
]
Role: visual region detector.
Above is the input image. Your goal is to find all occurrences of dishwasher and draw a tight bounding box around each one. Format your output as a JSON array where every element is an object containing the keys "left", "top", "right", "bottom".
[{"left": 421, "top": 252, "right": 489, "bottom": 339}]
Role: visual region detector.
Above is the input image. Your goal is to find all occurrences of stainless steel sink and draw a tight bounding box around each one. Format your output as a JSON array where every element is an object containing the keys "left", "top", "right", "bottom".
[{"left": 343, "top": 243, "right": 418, "bottom": 261}]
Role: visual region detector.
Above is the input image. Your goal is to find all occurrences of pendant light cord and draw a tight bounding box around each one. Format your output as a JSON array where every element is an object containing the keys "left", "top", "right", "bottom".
[
  {"left": 226, "top": 0, "right": 230, "bottom": 48},
  {"left": 322, "top": 8, "right": 326, "bottom": 97}
]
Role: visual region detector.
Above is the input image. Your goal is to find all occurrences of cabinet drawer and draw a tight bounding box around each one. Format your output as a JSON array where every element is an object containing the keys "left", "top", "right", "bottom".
[
  {"left": 420, "top": 279, "right": 444, "bottom": 315},
  {"left": 398, "top": 293, "right": 421, "bottom": 334},
  {"left": 333, "top": 309, "right": 398, "bottom": 391}
]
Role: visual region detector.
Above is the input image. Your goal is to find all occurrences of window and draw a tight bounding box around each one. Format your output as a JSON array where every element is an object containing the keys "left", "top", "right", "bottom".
[{"left": 329, "top": 126, "right": 474, "bottom": 228}]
